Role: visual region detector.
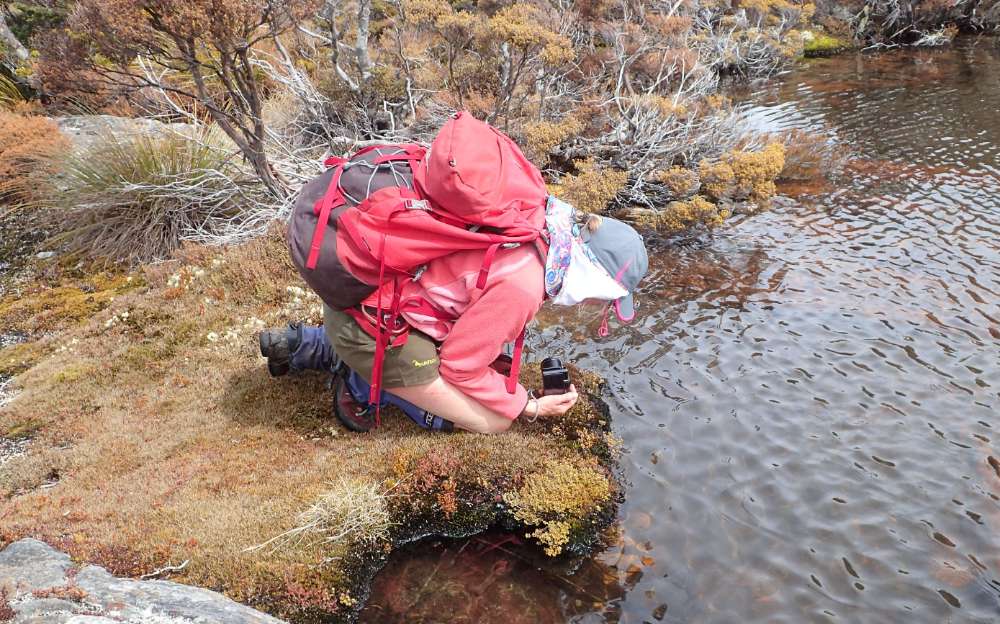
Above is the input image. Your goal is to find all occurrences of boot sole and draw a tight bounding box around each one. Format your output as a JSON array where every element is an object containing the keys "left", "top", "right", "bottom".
[
  {"left": 333, "top": 375, "right": 374, "bottom": 433},
  {"left": 258, "top": 331, "right": 274, "bottom": 358},
  {"left": 267, "top": 358, "right": 290, "bottom": 377}
]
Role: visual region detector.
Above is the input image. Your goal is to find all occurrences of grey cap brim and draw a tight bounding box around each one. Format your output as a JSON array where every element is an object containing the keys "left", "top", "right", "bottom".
[{"left": 614, "top": 293, "right": 636, "bottom": 323}]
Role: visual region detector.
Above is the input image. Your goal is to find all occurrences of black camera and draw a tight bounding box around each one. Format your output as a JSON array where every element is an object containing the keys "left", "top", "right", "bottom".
[{"left": 541, "top": 357, "right": 570, "bottom": 396}]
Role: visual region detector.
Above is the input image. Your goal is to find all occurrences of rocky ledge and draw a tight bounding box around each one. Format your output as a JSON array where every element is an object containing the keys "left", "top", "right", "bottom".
[{"left": 0, "top": 539, "right": 283, "bottom": 623}]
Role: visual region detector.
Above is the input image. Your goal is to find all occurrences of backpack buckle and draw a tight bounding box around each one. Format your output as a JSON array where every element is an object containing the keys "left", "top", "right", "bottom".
[{"left": 404, "top": 199, "right": 431, "bottom": 211}]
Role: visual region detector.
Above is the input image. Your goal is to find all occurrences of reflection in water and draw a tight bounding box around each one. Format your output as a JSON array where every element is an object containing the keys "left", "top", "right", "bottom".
[
  {"left": 364, "top": 531, "right": 626, "bottom": 622},
  {"left": 367, "top": 39, "right": 1000, "bottom": 623}
]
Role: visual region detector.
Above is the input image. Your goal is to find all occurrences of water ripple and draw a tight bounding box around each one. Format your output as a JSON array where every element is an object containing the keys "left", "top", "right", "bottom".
[{"left": 530, "top": 39, "right": 1000, "bottom": 624}]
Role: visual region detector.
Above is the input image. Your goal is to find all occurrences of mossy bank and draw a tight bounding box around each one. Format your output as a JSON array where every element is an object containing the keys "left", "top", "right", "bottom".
[{"left": 0, "top": 229, "right": 623, "bottom": 623}]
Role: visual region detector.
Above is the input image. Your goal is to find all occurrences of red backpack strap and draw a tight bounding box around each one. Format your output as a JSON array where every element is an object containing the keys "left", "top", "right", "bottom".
[
  {"left": 506, "top": 326, "right": 526, "bottom": 394},
  {"left": 371, "top": 145, "right": 426, "bottom": 165},
  {"left": 306, "top": 166, "right": 347, "bottom": 270},
  {"left": 323, "top": 155, "right": 348, "bottom": 168},
  {"left": 476, "top": 242, "right": 503, "bottom": 290}
]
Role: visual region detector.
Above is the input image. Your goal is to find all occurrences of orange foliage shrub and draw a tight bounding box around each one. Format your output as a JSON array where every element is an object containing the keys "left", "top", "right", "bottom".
[
  {"left": 522, "top": 116, "right": 584, "bottom": 165},
  {"left": 699, "top": 142, "right": 786, "bottom": 202},
  {"left": 0, "top": 111, "right": 67, "bottom": 207},
  {"left": 552, "top": 159, "right": 628, "bottom": 214},
  {"left": 657, "top": 166, "right": 700, "bottom": 199}
]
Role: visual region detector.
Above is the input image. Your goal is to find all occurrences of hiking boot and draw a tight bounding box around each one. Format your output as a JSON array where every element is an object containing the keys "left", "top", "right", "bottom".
[
  {"left": 333, "top": 373, "right": 375, "bottom": 432},
  {"left": 258, "top": 323, "right": 303, "bottom": 377}
]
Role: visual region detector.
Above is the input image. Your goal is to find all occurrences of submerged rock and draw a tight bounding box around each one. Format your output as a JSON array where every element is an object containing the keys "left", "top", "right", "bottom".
[{"left": 0, "top": 539, "right": 284, "bottom": 623}]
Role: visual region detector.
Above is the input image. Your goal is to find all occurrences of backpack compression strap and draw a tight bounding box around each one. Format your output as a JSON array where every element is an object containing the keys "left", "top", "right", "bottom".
[{"left": 306, "top": 159, "right": 347, "bottom": 270}]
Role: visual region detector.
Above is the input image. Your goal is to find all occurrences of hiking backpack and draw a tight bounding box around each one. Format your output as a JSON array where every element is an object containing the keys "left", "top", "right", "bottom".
[{"left": 288, "top": 112, "right": 549, "bottom": 418}]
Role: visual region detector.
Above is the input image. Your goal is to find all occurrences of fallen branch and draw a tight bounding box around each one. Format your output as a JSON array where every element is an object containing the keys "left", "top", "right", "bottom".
[{"left": 139, "top": 559, "right": 190, "bottom": 580}]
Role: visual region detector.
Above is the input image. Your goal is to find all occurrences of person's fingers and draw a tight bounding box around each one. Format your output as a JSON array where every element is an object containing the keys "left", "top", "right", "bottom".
[{"left": 558, "top": 392, "right": 578, "bottom": 408}]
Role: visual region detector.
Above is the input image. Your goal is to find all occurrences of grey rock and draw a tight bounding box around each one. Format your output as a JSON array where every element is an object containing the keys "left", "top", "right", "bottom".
[
  {"left": 14, "top": 612, "right": 74, "bottom": 624},
  {"left": 54, "top": 115, "right": 199, "bottom": 155},
  {"left": 34, "top": 251, "right": 56, "bottom": 260},
  {"left": 0, "top": 539, "right": 286, "bottom": 624},
  {"left": 0, "top": 538, "right": 72, "bottom": 591},
  {"left": 10, "top": 597, "right": 80, "bottom": 623},
  {"left": 75, "top": 564, "right": 284, "bottom": 623}
]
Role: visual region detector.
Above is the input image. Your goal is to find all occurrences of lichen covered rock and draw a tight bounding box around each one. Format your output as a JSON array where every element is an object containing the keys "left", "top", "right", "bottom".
[{"left": 0, "top": 538, "right": 283, "bottom": 623}]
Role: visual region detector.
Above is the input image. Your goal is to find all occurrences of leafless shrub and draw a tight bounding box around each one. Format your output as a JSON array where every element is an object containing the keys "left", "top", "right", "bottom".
[{"left": 912, "top": 26, "right": 958, "bottom": 46}]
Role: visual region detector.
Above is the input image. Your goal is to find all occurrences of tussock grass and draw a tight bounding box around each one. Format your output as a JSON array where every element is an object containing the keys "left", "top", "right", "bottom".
[
  {"left": 0, "top": 74, "right": 24, "bottom": 111},
  {"left": 0, "top": 228, "right": 620, "bottom": 622},
  {"left": 49, "top": 128, "right": 267, "bottom": 266}
]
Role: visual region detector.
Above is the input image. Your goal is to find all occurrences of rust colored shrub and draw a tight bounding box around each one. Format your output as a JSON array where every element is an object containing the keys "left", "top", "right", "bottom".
[
  {"left": 0, "top": 588, "right": 14, "bottom": 620},
  {"left": 522, "top": 116, "right": 584, "bottom": 165},
  {"left": 552, "top": 159, "right": 628, "bottom": 215},
  {"left": 41, "top": 0, "right": 322, "bottom": 197},
  {"left": 775, "top": 128, "right": 846, "bottom": 180},
  {"left": 726, "top": 142, "right": 786, "bottom": 201},
  {"left": 0, "top": 111, "right": 67, "bottom": 207},
  {"left": 657, "top": 166, "right": 700, "bottom": 199}
]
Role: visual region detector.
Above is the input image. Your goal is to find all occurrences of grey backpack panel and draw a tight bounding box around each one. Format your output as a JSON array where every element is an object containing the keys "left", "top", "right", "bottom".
[
  {"left": 339, "top": 147, "right": 414, "bottom": 207},
  {"left": 287, "top": 145, "right": 417, "bottom": 311}
]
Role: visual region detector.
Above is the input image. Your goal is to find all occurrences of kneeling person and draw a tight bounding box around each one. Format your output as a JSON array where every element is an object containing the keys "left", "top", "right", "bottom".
[{"left": 261, "top": 215, "right": 647, "bottom": 434}]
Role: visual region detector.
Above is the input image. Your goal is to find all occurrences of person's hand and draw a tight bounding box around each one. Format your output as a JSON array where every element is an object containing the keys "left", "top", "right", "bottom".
[{"left": 524, "top": 384, "right": 579, "bottom": 419}]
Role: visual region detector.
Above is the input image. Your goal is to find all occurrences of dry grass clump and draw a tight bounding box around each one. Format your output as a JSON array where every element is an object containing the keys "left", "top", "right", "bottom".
[
  {"left": 254, "top": 478, "right": 394, "bottom": 555},
  {"left": 0, "top": 227, "right": 620, "bottom": 621},
  {"left": 49, "top": 128, "right": 268, "bottom": 267},
  {"left": 0, "top": 445, "right": 67, "bottom": 495},
  {"left": 0, "top": 111, "right": 68, "bottom": 207},
  {"left": 0, "top": 341, "right": 49, "bottom": 377},
  {"left": 0, "top": 74, "right": 23, "bottom": 111},
  {"left": 552, "top": 159, "right": 629, "bottom": 215}
]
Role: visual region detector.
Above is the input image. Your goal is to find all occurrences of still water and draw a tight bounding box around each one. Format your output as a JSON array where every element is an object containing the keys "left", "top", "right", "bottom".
[{"left": 365, "top": 39, "right": 1000, "bottom": 623}]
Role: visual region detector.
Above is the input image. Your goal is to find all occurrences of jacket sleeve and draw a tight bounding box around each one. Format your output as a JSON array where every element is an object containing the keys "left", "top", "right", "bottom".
[{"left": 436, "top": 256, "right": 544, "bottom": 420}]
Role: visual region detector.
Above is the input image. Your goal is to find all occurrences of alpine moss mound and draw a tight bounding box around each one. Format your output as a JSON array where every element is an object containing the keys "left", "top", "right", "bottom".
[{"left": 0, "top": 228, "right": 622, "bottom": 623}]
